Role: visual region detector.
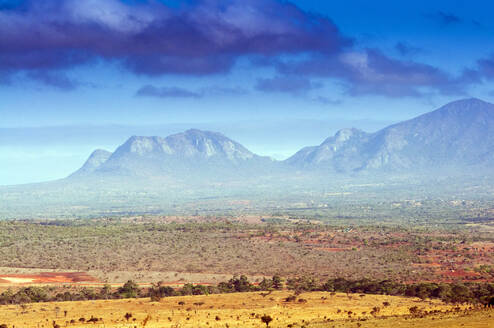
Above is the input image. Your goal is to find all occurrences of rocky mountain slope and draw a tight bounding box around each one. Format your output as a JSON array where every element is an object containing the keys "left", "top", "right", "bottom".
[
  {"left": 285, "top": 98, "right": 494, "bottom": 173},
  {"left": 70, "top": 129, "right": 275, "bottom": 180}
]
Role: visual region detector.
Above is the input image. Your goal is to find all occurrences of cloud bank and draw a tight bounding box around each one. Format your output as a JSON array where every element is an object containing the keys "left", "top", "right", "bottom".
[
  {"left": 0, "top": 0, "right": 349, "bottom": 75},
  {"left": 0, "top": 0, "right": 485, "bottom": 97}
]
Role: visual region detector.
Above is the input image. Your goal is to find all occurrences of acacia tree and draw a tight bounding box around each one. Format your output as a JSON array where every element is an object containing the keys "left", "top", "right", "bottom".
[{"left": 261, "top": 314, "right": 273, "bottom": 327}]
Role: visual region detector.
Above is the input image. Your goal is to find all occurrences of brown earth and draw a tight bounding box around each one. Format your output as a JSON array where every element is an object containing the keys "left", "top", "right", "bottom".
[{"left": 0, "top": 272, "right": 99, "bottom": 285}]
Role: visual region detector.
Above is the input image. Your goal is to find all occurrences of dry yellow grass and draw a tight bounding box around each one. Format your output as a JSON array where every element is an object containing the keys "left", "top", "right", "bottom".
[{"left": 0, "top": 291, "right": 491, "bottom": 328}]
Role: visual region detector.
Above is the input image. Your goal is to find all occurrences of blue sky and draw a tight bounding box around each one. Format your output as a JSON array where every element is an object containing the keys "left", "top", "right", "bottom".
[{"left": 1, "top": 0, "right": 494, "bottom": 185}]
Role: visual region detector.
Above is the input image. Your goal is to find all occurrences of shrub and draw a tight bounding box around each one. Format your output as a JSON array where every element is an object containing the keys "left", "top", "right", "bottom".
[{"left": 284, "top": 295, "right": 297, "bottom": 302}]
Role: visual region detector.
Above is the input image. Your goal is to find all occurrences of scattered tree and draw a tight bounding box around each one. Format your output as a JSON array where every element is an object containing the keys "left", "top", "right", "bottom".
[{"left": 261, "top": 314, "right": 273, "bottom": 327}]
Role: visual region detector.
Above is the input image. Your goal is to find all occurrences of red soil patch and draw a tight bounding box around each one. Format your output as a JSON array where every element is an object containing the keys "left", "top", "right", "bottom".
[{"left": 0, "top": 272, "right": 99, "bottom": 284}]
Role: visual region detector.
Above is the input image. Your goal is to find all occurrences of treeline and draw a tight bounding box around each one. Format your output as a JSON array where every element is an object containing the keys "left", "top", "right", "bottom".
[
  {"left": 1, "top": 275, "right": 493, "bottom": 306},
  {"left": 0, "top": 276, "right": 283, "bottom": 305},
  {"left": 286, "top": 277, "right": 494, "bottom": 305}
]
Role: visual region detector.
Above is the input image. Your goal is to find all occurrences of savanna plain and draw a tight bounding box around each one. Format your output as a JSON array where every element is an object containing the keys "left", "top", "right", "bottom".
[{"left": 0, "top": 198, "right": 493, "bottom": 328}]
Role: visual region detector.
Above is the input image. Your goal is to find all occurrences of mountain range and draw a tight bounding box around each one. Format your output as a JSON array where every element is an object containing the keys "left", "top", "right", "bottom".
[
  {"left": 70, "top": 98, "right": 494, "bottom": 181},
  {"left": 1, "top": 98, "right": 493, "bottom": 218}
]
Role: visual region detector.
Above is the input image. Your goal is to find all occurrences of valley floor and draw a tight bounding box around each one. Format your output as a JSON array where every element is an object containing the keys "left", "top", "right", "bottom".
[{"left": 0, "top": 291, "right": 491, "bottom": 328}]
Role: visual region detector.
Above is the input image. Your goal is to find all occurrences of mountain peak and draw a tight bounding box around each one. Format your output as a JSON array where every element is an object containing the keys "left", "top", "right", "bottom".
[
  {"left": 112, "top": 129, "right": 255, "bottom": 160},
  {"left": 165, "top": 129, "right": 254, "bottom": 160},
  {"left": 184, "top": 128, "right": 216, "bottom": 134},
  {"left": 334, "top": 128, "right": 365, "bottom": 142},
  {"left": 446, "top": 97, "right": 489, "bottom": 105},
  {"left": 435, "top": 98, "right": 494, "bottom": 115},
  {"left": 321, "top": 127, "right": 367, "bottom": 146},
  {"left": 181, "top": 129, "right": 227, "bottom": 140},
  {"left": 119, "top": 135, "right": 164, "bottom": 155},
  {"left": 69, "top": 149, "right": 112, "bottom": 177}
]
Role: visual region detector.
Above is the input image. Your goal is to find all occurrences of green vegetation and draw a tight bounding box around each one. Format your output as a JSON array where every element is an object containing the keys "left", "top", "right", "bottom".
[
  {"left": 0, "top": 217, "right": 492, "bottom": 283},
  {"left": 1, "top": 276, "right": 493, "bottom": 306}
]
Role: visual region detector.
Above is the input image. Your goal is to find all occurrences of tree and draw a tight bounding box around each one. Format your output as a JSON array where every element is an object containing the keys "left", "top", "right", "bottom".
[
  {"left": 220, "top": 275, "right": 253, "bottom": 293},
  {"left": 261, "top": 314, "right": 273, "bottom": 327},
  {"left": 232, "top": 275, "right": 252, "bottom": 292},
  {"left": 100, "top": 284, "right": 112, "bottom": 300},
  {"left": 272, "top": 275, "right": 284, "bottom": 290},
  {"left": 259, "top": 278, "right": 273, "bottom": 291},
  {"left": 118, "top": 280, "right": 139, "bottom": 298}
]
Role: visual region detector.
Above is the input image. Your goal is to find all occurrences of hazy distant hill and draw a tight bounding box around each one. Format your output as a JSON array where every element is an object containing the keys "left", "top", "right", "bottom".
[
  {"left": 70, "top": 129, "right": 276, "bottom": 181},
  {"left": 285, "top": 98, "right": 494, "bottom": 173}
]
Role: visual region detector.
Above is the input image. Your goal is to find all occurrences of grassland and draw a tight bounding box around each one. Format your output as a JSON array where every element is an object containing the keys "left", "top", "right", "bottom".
[{"left": 1, "top": 291, "right": 492, "bottom": 328}]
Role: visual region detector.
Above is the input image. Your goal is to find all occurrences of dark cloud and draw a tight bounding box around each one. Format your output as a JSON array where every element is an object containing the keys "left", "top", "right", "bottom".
[
  {"left": 27, "top": 70, "right": 80, "bottom": 91},
  {"left": 477, "top": 56, "right": 494, "bottom": 79},
  {"left": 255, "top": 76, "right": 322, "bottom": 95},
  {"left": 136, "top": 85, "right": 248, "bottom": 99},
  {"left": 426, "top": 11, "right": 462, "bottom": 26},
  {"left": 0, "top": 0, "right": 351, "bottom": 77},
  {"left": 451, "top": 54, "right": 494, "bottom": 85},
  {"left": 0, "top": 1, "right": 482, "bottom": 98},
  {"left": 395, "top": 42, "right": 422, "bottom": 56},
  {"left": 472, "top": 19, "right": 485, "bottom": 29},
  {"left": 275, "top": 49, "right": 477, "bottom": 97}
]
